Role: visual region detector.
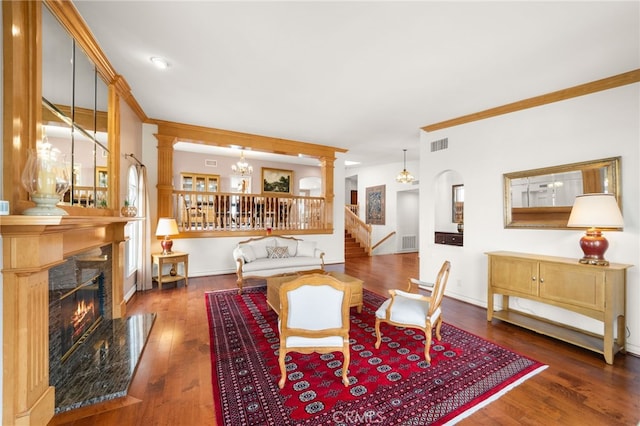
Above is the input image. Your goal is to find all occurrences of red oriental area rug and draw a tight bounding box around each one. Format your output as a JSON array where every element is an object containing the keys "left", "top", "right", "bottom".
[{"left": 205, "top": 286, "right": 546, "bottom": 425}]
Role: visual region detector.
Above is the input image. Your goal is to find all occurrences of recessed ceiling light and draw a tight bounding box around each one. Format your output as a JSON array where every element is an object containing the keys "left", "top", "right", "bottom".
[
  {"left": 345, "top": 160, "right": 361, "bottom": 166},
  {"left": 150, "top": 56, "right": 169, "bottom": 69}
]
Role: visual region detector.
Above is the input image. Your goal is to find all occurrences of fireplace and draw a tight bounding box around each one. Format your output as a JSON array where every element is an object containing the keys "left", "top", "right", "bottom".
[
  {"left": 1, "top": 215, "right": 138, "bottom": 425},
  {"left": 49, "top": 245, "right": 114, "bottom": 409},
  {"left": 47, "top": 243, "right": 155, "bottom": 414},
  {"left": 59, "top": 273, "right": 104, "bottom": 362}
]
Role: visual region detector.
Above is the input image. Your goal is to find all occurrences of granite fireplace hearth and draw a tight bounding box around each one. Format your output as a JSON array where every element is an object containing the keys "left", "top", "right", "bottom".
[{"left": 49, "top": 245, "right": 155, "bottom": 413}]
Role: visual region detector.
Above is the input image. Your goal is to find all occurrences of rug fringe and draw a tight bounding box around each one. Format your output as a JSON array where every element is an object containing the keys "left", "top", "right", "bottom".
[{"left": 442, "top": 364, "right": 549, "bottom": 425}]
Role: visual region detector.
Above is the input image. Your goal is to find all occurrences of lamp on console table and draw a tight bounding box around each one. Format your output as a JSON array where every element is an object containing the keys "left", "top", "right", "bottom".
[
  {"left": 156, "top": 218, "right": 179, "bottom": 255},
  {"left": 567, "top": 193, "right": 623, "bottom": 266}
]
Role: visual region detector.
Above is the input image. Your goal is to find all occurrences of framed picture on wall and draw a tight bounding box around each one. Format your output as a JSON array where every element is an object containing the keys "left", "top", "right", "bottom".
[
  {"left": 262, "top": 168, "right": 293, "bottom": 194},
  {"left": 366, "top": 185, "right": 385, "bottom": 225},
  {"left": 96, "top": 167, "right": 108, "bottom": 187}
]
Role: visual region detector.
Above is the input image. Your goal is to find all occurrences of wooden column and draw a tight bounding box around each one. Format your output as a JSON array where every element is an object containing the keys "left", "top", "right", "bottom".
[
  {"left": 155, "top": 134, "right": 177, "bottom": 219},
  {"left": 320, "top": 156, "right": 335, "bottom": 230},
  {"left": 2, "top": 230, "right": 59, "bottom": 426}
]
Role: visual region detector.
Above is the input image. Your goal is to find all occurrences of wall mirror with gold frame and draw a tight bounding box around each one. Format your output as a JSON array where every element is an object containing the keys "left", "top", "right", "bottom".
[{"left": 503, "top": 157, "right": 621, "bottom": 229}]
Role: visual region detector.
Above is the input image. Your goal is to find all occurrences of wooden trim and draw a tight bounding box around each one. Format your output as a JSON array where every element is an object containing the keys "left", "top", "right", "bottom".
[
  {"left": 2, "top": 0, "right": 41, "bottom": 215},
  {"left": 422, "top": 69, "right": 640, "bottom": 132},
  {"left": 43, "top": 0, "right": 147, "bottom": 122},
  {"left": 42, "top": 104, "right": 108, "bottom": 133},
  {"left": 153, "top": 119, "right": 347, "bottom": 158},
  {"left": 44, "top": 0, "right": 115, "bottom": 83},
  {"left": 109, "top": 84, "right": 120, "bottom": 209},
  {"left": 156, "top": 134, "right": 177, "bottom": 219},
  {"left": 114, "top": 74, "right": 147, "bottom": 122}
]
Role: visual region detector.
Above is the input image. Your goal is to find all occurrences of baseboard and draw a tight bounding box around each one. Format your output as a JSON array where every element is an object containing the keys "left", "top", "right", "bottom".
[{"left": 124, "top": 285, "right": 137, "bottom": 302}]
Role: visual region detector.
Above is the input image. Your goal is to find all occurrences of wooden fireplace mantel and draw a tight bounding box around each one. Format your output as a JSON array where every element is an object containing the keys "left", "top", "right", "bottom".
[{"left": 1, "top": 215, "right": 133, "bottom": 425}]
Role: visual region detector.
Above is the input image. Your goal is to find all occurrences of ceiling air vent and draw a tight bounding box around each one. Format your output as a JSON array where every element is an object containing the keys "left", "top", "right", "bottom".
[
  {"left": 205, "top": 159, "right": 217, "bottom": 168},
  {"left": 430, "top": 138, "right": 448, "bottom": 152}
]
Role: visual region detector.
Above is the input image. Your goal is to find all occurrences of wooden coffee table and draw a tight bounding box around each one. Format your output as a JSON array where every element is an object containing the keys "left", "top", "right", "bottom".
[{"left": 266, "top": 271, "right": 363, "bottom": 315}]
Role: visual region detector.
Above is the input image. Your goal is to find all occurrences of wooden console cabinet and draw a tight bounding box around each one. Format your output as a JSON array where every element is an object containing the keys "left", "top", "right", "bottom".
[{"left": 486, "top": 251, "right": 632, "bottom": 364}]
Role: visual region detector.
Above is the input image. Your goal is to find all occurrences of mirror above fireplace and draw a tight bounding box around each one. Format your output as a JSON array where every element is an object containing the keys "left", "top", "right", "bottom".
[{"left": 503, "top": 157, "right": 621, "bottom": 229}]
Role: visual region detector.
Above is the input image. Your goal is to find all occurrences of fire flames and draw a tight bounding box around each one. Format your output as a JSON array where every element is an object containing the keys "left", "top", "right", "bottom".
[{"left": 71, "top": 299, "right": 95, "bottom": 339}]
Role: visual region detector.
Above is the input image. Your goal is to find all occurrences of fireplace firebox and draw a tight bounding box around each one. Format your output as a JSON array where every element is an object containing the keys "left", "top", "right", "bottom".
[{"left": 59, "top": 273, "right": 104, "bottom": 362}]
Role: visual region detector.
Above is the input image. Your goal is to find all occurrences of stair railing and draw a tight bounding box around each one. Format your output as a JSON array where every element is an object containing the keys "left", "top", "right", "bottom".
[
  {"left": 371, "top": 231, "right": 396, "bottom": 252},
  {"left": 344, "top": 206, "right": 372, "bottom": 256}
]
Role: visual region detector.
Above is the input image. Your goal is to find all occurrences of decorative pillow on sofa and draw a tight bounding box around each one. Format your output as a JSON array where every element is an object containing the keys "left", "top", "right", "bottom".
[
  {"left": 267, "top": 246, "right": 290, "bottom": 259},
  {"left": 297, "top": 240, "right": 317, "bottom": 257},
  {"left": 239, "top": 245, "right": 257, "bottom": 263},
  {"left": 277, "top": 238, "right": 298, "bottom": 257}
]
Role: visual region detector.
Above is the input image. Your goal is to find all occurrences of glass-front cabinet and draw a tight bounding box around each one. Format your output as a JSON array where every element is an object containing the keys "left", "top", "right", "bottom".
[{"left": 181, "top": 173, "right": 219, "bottom": 194}]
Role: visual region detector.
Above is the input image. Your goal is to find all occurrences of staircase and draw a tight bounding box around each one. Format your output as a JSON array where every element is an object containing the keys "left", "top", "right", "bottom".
[{"left": 345, "top": 230, "right": 368, "bottom": 259}]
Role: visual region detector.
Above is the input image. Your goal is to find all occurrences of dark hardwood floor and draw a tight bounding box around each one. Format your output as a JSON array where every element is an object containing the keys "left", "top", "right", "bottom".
[{"left": 49, "top": 253, "right": 640, "bottom": 425}]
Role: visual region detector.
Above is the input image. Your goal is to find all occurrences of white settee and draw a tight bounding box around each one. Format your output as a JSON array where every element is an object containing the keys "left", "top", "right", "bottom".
[{"left": 233, "top": 236, "right": 325, "bottom": 293}]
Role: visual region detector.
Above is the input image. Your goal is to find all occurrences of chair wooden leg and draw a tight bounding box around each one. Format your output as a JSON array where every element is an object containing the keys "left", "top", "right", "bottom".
[
  {"left": 342, "top": 348, "right": 350, "bottom": 387},
  {"left": 435, "top": 317, "right": 443, "bottom": 341},
  {"left": 374, "top": 319, "right": 382, "bottom": 349},
  {"left": 278, "top": 350, "right": 287, "bottom": 389},
  {"left": 424, "top": 324, "right": 433, "bottom": 364}
]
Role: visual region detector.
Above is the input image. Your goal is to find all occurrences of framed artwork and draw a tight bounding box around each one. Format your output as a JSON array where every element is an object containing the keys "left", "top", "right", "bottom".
[
  {"left": 262, "top": 167, "right": 293, "bottom": 194},
  {"left": 96, "top": 167, "right": 108, "bottom": 187},
  {"left": 231, "top": 176, "right": 252, "bottom": 193},
  {"left": 452, "top": 184, "right": 464, "bottom": 223},
  {"left": 366, "top": 185, "right": 385, "bottom": 225}
]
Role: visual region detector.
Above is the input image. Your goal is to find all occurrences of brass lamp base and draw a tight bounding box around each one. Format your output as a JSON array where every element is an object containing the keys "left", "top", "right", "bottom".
[
  {"left": 578, "top": 258, "right": 610, "bottom": 266},
  {"left": 160, "top": 237, "right": 173, "bottom": 255},
  {"left": 578, "top": 228, "right": 609, "bottom": 267}
]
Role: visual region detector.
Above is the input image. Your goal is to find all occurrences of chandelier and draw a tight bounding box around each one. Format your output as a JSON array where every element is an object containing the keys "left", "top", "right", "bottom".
[
  {"left": 231, "top": 151, "right": 253, "bottom": 176},
  {"left": 396, "top": 149, "right": 415, "bottom": 184}
]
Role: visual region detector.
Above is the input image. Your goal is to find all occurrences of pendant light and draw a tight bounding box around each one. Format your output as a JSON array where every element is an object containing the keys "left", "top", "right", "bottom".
[
  {"left": 396, "top": 149, "right": 415, "bottom": 184},
  {"left": 231, "top": 151, "right": 253, "bottom": 176}
]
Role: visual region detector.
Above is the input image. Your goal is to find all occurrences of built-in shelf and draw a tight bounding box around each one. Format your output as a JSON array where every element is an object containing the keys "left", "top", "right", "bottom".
[{"left": 434, "top": 231, "right": 463, "bottom": 246}]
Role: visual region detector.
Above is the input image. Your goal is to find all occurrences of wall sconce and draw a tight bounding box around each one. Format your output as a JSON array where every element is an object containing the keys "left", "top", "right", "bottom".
[
  {"left": 155, "top": 218, "right": 179, "bottom": 254},
  {"left": 567, "top": 193, "right": 624, "bottom": 266}
]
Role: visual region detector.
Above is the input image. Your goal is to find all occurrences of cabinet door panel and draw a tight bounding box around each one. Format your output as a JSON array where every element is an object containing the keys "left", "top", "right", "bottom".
[
  {"left": 491, "top": 257, "right": 538, "bottom": 296},
  {"left": 539, "top": 263, "right": 605, "bottom": 311}
]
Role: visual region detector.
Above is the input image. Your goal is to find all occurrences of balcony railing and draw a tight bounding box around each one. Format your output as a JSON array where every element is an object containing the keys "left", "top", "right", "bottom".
[{"left": 172, "top": 191, "right": 328, "bottom": 235}]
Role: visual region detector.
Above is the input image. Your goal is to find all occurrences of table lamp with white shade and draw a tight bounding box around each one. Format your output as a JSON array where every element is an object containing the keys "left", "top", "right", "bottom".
[
  {"left": 567, "top": 193, "right": 623, "bottom": 266},
  {"left": 156, "top": 218, "right": 179, "bottom": 255}
]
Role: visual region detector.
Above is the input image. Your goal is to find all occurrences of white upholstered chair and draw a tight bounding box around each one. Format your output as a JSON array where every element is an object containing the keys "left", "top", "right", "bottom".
[
  {"left": 277, "top": 273, "right": 352, "bottom": 389},
  {"left": 374, "top": 261, "right": 451, "bottom": 363}
]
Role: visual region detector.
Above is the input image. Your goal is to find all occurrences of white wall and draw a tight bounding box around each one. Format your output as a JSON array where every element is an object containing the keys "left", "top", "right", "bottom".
[
  {"left": 419, "top": 84, "right": 640, "bottom": 355},
  {"left": 119, "top": 98, "right": 144, "bottom": 297},
  {"left": 397, "top": 190, "right": 419, "bottom": 252},
  {"left": 347, "top": 159, "right": 420, "bottom": 255},
  {"left": 142, "top": 126, "right": 346, "bottom": 279}
]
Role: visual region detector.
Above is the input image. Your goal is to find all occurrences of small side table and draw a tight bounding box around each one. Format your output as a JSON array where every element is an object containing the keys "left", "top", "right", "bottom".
[{"left": 152, "top": 252, "right": 189, "bottom": 290}]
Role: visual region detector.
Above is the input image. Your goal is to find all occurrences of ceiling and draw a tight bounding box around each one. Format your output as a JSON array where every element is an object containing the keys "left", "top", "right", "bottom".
[{"left": 72, "top": 1, "right": 639, "bottom": 168}]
